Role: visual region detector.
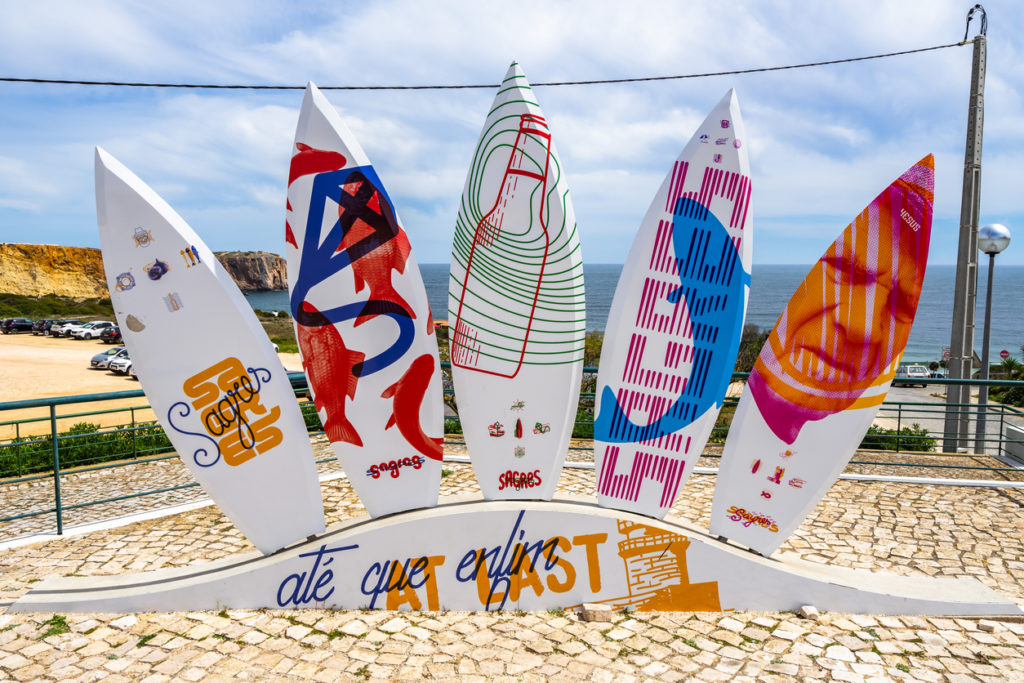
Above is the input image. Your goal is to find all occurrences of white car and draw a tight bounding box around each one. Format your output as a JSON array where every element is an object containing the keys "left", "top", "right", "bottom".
[
  {"left": 895, "top": 365, "right": 930, "bottom": 387},
  {"left": 109, "top": 356, "right": 133, "bottom": 375},
  {"left": 48, "top": 320, "right": 83, "bottom": 337},
  {"left": 69, "top": 321, "right": 115, "bottom": 339}
]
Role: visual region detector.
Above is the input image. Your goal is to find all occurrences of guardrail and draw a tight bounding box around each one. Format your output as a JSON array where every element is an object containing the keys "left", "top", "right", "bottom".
[{"left": 1, "top": 369, "right": 1022, "bottom": 539}]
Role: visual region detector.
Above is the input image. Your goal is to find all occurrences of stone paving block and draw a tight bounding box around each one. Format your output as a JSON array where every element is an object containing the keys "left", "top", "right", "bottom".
[{"left": 2, "top": 450, "right": 1024, "bottom": 681}]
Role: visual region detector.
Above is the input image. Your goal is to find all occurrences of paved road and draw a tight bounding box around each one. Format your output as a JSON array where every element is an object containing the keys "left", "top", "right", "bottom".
[{"left": 878, "top": 384, "right": 1024, "bottom": 457}]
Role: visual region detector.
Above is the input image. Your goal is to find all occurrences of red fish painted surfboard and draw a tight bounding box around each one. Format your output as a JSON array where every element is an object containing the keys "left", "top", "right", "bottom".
[
  {"left": 710, "top": 156, "right": 934, "bottom": 555},
  {"left": 286, "top": 83, "right": 443, "bottom": 517}
]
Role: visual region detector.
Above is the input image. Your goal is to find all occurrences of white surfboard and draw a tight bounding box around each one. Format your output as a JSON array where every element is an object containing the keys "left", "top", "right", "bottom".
[
  {"left": 448, "top": 62, "right": 585, "bottom": 500},
  {"left": 594, "top": 90, "right": 752, "bottom": 519},
  {"left": 709, "top": 156, "right": 934, "bottom": 555},
  {"left": 286, "top": 83, "right": 444, "bottom": 518},
  {"left": 94, "top": 148, "right": 325, "bottom": 555}
]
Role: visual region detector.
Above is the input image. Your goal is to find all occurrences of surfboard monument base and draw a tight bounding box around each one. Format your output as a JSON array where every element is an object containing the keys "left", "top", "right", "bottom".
[{"left": 10, "top": 497, "right": 1021, "bottom": 616}]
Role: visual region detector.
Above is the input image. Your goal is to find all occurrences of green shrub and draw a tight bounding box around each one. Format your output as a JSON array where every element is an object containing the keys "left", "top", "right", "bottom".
[
  {"left": 0, "top": 420, "right": 175, "bottom": 478},
  {"left": 859, "top": 423, "right": 935, "bottom": 452},
  {"left": 300, "top": 401, "right": 324, "bottom": 432},
  {"left": 708, "top": 404, "right": 737, "bottom": 444},
  {"left": 990, "top": 385, "right": 1024, "bottom": 408}
]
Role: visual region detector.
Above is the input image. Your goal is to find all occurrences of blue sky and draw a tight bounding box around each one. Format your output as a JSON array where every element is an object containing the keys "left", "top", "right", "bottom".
[{"left": 2, "top": 0, "right": 1023, "bottom": 265}]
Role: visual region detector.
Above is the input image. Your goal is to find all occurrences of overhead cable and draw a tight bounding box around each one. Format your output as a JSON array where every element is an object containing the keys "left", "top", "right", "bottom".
[{"left": 0, "top": 41, "right": 968, "bottom": 92}]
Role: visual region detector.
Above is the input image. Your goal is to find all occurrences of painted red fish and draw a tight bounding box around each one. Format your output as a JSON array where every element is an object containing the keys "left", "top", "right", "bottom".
[
  {"left": 333, "top": 176, "right": 415, "bottom": 326},
  {"left": 381, "top": 353, "right": 443, "bottom": 461},
  {"left": 297, "top": 302, "right": 364, "bottom": 447},
  {"left": 286, "top": 143, "right": 349, "bottom": 249}
]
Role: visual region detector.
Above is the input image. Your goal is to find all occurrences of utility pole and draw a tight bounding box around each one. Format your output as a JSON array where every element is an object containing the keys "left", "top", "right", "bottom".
[{"left": 943, "top": 5, "right": 987, "bottom": 453}]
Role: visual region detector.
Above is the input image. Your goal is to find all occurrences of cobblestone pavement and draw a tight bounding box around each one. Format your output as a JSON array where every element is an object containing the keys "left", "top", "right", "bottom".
[
  {"left": 5, "top": 433, "right": 1021, "bottom": 544},
  {"left": 2, "top": 447, "right": 1024, "bottom": 681}
]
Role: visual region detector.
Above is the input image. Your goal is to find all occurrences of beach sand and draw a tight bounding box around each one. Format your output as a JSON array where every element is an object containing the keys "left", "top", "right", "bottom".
[{"left": 0, "top": 333, "right": 303, "bottom": 439}]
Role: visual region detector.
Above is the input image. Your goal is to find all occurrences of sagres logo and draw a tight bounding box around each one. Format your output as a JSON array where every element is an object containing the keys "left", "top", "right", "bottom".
[{"left": 168, "top": 357, "right": 282, "bottom": 467}]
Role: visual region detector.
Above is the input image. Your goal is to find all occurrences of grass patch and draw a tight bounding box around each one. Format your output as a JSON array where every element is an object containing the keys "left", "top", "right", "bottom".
[
  {"left": 269, "top": 335, "right": 299, "bottom": 354},
  {"left": 441, "top": 469, "right": 453, "bottom": 477},
  {"left": 354, "top": 664, "right": 370, "bottom": 679},
  {"left": 0, "top": 292, "right": 113, "bottom": 319},
  {"left": 136, "top": 633, "right": 157, "bottom": 648},
  {"left": 38, "top": 614, "right": 70, "bottom": 639},
  {"left": 896, "top": 663, "right": 910, "bottom": 673}
]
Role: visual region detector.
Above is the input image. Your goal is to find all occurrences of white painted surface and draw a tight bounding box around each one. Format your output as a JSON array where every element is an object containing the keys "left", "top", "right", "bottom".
[
  {"left": 449, "top": 63, "right": 584, "bottom": 500},
  {"left": 12, "top": 499, "right": 1021, "bottom": 616},
  {"left": 286, "top": 84, "right": 444, "bottom": 517},
  {"left": 594, "top": 90, "right": 752, "bottom": 519},
  {"left": 94, "top": 148, "right": 325, "bottom": 555},
  {"left": 709, "top": 157, "right": 934, "bottom": 556}
]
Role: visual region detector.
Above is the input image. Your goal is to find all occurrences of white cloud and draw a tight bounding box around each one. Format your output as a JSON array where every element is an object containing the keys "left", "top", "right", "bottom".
[{"left": 0, "top": 0, "right": 1022, "bottom": 264}]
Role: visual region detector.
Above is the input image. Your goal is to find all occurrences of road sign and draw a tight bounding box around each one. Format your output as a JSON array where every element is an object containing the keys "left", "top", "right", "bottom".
[
  {"left": 942, "top": 346, "right": 951, "bottom": 361},
  {"left": 1001, "top": 349, "right": 1010, "bottom": 360}
]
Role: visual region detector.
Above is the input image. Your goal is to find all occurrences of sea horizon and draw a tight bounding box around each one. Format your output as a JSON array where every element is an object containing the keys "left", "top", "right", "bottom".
[{"left": 247, "top": 263, "right": 1024, "bottom": 364}]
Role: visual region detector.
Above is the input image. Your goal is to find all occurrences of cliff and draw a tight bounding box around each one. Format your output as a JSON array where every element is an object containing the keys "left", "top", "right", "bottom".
[
  {"left": 0, "top": 244, "right": 108, "bottom": 298},
  {"left": 0, "top": 244, "right": 287, "bottom": 298},
  {"left": 215, "top": 251, "right": 288, "bottom": 292}
]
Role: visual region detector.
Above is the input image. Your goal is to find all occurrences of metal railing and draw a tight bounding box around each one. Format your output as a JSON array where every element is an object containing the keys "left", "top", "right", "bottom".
[{"left": 1, "top": 368, "right": 1022, "bottom": 539}]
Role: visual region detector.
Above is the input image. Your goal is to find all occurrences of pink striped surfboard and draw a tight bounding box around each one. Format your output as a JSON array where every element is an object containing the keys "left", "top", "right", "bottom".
[{"left": 593, "top": 90, "right": 752, "bottom": 519}]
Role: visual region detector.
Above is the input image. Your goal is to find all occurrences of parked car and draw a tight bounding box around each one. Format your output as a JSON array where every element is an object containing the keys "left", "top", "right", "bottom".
[
  {"left": 31, "top": 319, "right": 55, "bottom": 335},
  {"left": 128, "top": 363, "right": 137, "bottom": 380},
  {"left": 109, "top": 356, "right": 133, "bottom": 375},
  {"left": 90, "top": 346, "right": 128, "bottom": 370},
  {"left": 41, "top": 319, "right": 63, "bottom": 335},
  {"left": 895, "top": 365, "right": 930, "bottom": 387},
  {"left": 1, "top": 318, "right": 33, "bottom": 334},
  {"left": 69, "top": 321, "right": 115, "bottom": 339},
  {"left": 100, "top": 326, "right": 122, "bottom": 344},
  {"left": 48, "top": 320, "right": 83, "bottom": 337}
]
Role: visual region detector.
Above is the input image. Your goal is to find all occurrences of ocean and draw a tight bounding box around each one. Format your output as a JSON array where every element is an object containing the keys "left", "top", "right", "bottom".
[{"left": 245, "top": 263, "right": 1024, "bottom": 364}]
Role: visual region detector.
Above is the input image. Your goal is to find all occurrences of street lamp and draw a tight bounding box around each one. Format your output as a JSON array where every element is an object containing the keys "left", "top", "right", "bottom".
[{"left": 974, "top": 223, "right": 1011, "bottom": 453}]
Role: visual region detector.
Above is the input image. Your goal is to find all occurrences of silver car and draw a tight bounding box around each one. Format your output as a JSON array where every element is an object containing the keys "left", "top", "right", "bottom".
[{"left": 90, "top": 346, "right": 128, "bottom": 370}]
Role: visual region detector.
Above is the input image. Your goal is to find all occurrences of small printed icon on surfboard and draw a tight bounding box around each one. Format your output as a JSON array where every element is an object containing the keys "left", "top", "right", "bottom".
[
  {"left": 286, "top": 83, "right": 444, "bottom": 518},
  {"left": 448, "top": 62, "right": 585, "bottom": 500},
  {"left": 95, "top": 147, "right": 325, "bottom": 555}
]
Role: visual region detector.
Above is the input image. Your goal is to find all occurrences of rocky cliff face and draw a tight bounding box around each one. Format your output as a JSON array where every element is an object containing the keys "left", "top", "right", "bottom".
[
  {"left": 214, "top": 251, "right": 287, "bottom": 292},
  {"left": 0, "top": 244, "right": 109, "bottom": 298},
  {"left": 0, "top": 244, "right": 287, "bottom": 297}
]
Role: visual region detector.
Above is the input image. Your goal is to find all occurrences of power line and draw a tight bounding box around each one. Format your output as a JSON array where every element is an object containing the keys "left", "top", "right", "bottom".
[{"left": 0, "top": 41, "right": 968, "bottom": 91}]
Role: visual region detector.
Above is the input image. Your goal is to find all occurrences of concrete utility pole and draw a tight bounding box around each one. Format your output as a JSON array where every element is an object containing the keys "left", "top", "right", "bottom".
[{"left": 943, "top": 5, "right": 987, "bottom": 454}]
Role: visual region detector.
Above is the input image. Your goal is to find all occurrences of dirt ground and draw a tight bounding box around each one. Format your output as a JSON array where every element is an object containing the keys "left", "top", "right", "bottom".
[{"left": 0, "top": 332, "right": 303, "bottom": 439}]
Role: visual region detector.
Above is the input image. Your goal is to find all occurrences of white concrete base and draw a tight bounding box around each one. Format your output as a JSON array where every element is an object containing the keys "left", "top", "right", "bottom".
[{"left": 11, "top": 497, "right": 1022, "bottom": 616}]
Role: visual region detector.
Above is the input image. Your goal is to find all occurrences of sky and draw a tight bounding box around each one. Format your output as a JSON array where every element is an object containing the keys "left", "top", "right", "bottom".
[{"left": 2, "top": 0, "right": 1024, "bottom": 266}]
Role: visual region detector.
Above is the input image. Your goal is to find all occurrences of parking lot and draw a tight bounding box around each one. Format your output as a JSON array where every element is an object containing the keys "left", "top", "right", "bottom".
[{"left": 0, "top": 332, "right": 303, "bottom": 439}]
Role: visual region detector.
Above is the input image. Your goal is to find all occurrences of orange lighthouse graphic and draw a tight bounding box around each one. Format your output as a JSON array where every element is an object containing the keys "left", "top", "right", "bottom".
[{"left": 611, "top": 519, "right": 721, "bottom": 611}]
